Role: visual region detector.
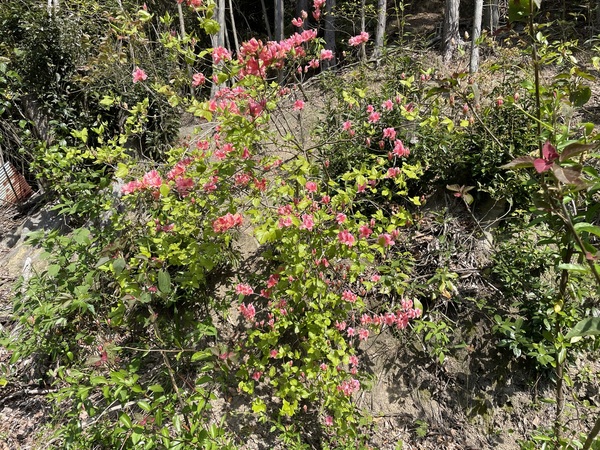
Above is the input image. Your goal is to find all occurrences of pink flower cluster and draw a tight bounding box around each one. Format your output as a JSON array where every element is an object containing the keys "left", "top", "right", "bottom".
[
  {"left": 212, "top": 212, "right": 243, "bottom": 233},
  {"left": 132, "top": 67, "right": 147, "bottom": 83},
  {"left": 348, "top": 32, "right": 369, "bottom": 47},
  {"left": 239, "top": 303, "right": 256, "bottom": 321},
  {"left": 337, "top": 378, "right": 360, "bottom": 396},
  {"left": 121, "top": 169, "right": 163, "bottom": 195},
  {"left": 236, "top": 29, "right": 318, "bottom": 79},
  {"left": 236, "top": 283, "right": 254, "bottom": 296}
]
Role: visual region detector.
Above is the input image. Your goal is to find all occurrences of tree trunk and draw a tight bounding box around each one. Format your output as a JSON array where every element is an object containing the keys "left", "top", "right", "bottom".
[
  {"left": 211, "top": 0, "right": 226, "bottom": 97},
  {"left": 470, "top": 0, "right": 483, "bottom": 73},
  {"left": 260, "top": 0, "right": 273, "bottom": 40},
  {"left": 442, "top": 0, "right": 460, "bottom": 62},
  {"left": 483, "top": 0, "right": 499, "bottom": 32},
  {"left": 274, "top": 0, "right": 284, "bottom": 42},
  {"left": 374, "top": 0, "right": 386, "bottom": 60},
  {"left": 359, "top": 0, "right": 366, "bottom": 60},
  {"left": 228, "top": 0, "right": 240, "bottom": 52},
  {"left": 322, "top": 0, "right": 336, "bottom": 70}
]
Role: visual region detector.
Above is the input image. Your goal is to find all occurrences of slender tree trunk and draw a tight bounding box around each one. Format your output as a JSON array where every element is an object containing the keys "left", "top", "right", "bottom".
[
  {"left": 176, "top": 2, "right": 194, "bottom": 96},
  {"left": 483, "top": 0, "right": 499, "bottom": 32},
  {"left": 322, "top": 0, "right": 336, "bottom": 70},
  {"left": 442, "top": 0, "right": 460, "bottom": 62},
  {"left": 274, "top": 0, "right": 284, "bottom": 42},
  {"left": 359, "top": 0, "right": 366, "bottom": 60},
  {"left": 211, "top": 0, "right": 226, "bottom": 97},
  {"left": 374, "top": 0, "right": 387, "bottom": 60},
  {"left": 228, "top": 0, "right": 239, "bottom": 52},
  {"left": 470, "top": 0, "right": 483, "bottom": 73},
  {"left": 260, "top": 0, "right": 273, "bottom": 40}
]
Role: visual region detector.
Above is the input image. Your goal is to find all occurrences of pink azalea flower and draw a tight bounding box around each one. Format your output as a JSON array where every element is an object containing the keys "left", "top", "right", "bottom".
[
  {"left": 239, "top": 303, "right": 256, "bottom": 320},
  {"left": 294, "top": 99, "right": 305, "bottom": 111},
  {"left": 121, "top": 180, "right": 143, "bottom": 195},
  {"left": 175, "top": 177, "right": 194, "bottom": 196},
  {"left": 368, "top": 111, "right": 381, "bottom": 123},
  {"left": 305, "top": 181, "right": 318, "bottom": 193},
  {"left": 212, "top": 212, "right": 243, "bottom": 233},
  {"left": 132, "top": 67, "right": 147, "bottom": 83},
  {"left": 270, "top": 349, "right": 278, "bottom": 358},
  {"left": 383, "top": 127, "right": 396, "bottom": 140},
  {"left": 336, "top": 213, "right": 347, "bottom": 224},
  {"left": 300, "top": 214, "right": 315, "bottom": 231},
  {"left": 192, "top": 73, "right": 206, "bottom": 86},
  {"left": 386, "top": 167, "right": 401, "bottom": 178},
  {"left": 312, "top": 9, "right": 321, "bottom": 20},
  {"left": 359, "top": 225, "right": 372, "bottom": 238},
  {"left": 324, "top": 416, "right": 334, "bottom": 426},
  {"left": 251, "top": 371, "right": 262, "bottom": 381},
  {"left": 313, "top": 0, "right": 326, "bottom": 7},
  {"left": 348, "top": 31, "right": 369, "bottom": 46},
  {"left": 236, "top": 283, "right": 254, "bottom": 296},
  {"left": 378, "top": 233, "right": 395, "bottom": 247},
  {"left": 320, "top": 363, "right": 328, "bottom": 371},
  {"left": 393, "top": 139, "right": 409, "bottom": 157},
  {"left": 142, "top": 170, "right": 162, "bottom": 188},
  {"left": 382, "top": 99, "right": 394, "bottom": 111},
  {"left": 212, "top": 46, "right": 232, "bottom": 64},
  {"left": 338, "top": 230, "right": 356, "bottom": 246},
  {"left": 320, "top": 49, "right": 334, "bottom": 60},
  {"left": 342, "top": 290, "right": 357, "bottom": 303},
  {"left": 358, "top": 328, "right": 369, "bottom": 340},
  {"left": 291, "top": 17, "right": 304, "bottom": 27}
]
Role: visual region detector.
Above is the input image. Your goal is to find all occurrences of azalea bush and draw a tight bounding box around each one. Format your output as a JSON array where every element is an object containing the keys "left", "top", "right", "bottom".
[{"left": 4, "top": 1, "right": 428, "bottom": 448}]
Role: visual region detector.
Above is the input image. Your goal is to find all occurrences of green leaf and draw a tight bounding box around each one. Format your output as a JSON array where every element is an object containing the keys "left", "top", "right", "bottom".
[
  {"left": 570, "top": 86, "right": 591, "bottom": 107},
  {"left": 191, "top": 350, "right": 212, "bottom": 362},
  {"left": 557, "top": 263, "right": 588, "bottom": 273},
  {"left": 112, "top": 258, "right": 126, "bottom": 276},
  {"left": 115, "top": 163, "right": 129, "bottom": 178},
  {"left": 158, "top": 270, "right": 171, "bottom": 294},
  {"left": 574, "top": 223, "right": 600, "bottom": 238},
  {"left": 47, "top": 264, "right": 60, "bottom": 277},
  {"left": 566, "top": 317, "right": 600, "bottom": 340},
  {"left": 99, "top": 96, "right": 115, "bottom": 107},
  {"left": 119, "top": 413, "right": 133, "bottom": 429},
  {"left": 252, "top": 399, "right": 267, "bottom": 414},
  {"left": 137, "top": 400, "right": 152, "bottom": 412}
]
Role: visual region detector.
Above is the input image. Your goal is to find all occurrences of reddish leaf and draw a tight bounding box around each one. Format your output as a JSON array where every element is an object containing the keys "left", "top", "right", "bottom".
[
  {"left": 559, "top": 142, "right": 597, "bottom": 162},
  {"left": 552, "top": 165, "right": 585, "bottom": 186},
  {"left": 542, "top": 141, "right": 559, "bottom": 162},
  {"left": 500, "top": 156, "right": 535, "bottom": 169},
  {"left": 533, "top": 158, "right": 552, "bottom": 173}
]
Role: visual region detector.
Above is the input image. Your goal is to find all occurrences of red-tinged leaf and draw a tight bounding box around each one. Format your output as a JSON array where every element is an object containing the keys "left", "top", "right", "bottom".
[
  {"left": 552, "top": 165, "right": 585, "bottom": 186},
  {"left": 542, "top": 141, "right": 559, "bottom": 161},
  {"left": 500, "top": 156, "right": 535, "bottom": 169},
  {"left": 560, "top": 142, "right": 597, "bottom": 162},
  {"left": 533, "top": 158, "right": 551, "bottom": 173}
]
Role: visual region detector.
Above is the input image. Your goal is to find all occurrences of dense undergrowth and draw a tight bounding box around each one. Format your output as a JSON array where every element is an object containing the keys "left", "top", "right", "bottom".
[{"left": 2, "top": 0, "right": 600, "bottom": 449}]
